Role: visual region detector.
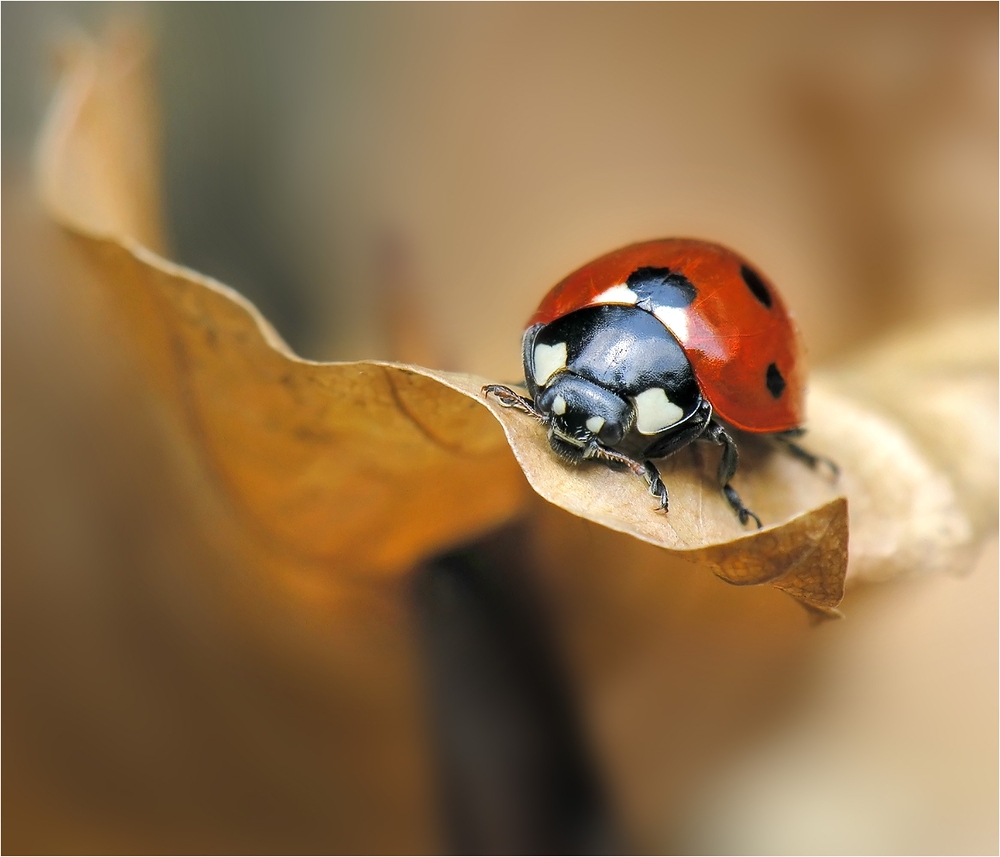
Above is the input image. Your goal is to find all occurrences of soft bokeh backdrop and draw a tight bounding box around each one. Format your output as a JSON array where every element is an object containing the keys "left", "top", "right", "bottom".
[{"left": 3, "top": 3, "right": 997, "bottom": 854}]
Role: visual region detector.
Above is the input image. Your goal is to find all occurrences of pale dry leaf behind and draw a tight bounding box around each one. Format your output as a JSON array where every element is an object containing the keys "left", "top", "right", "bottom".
[{"left": 817, "top": 316, "right": 998, "bottom": 582}]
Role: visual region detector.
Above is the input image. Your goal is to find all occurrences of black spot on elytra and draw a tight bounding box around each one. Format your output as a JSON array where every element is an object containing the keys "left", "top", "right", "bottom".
[
  {"left": 741, "top": 264, "right": 772, "bottom": 309},
  {"left": 766, "top": 363, "right": 786, "bottom": 398},
  {"left": 627, "top": 266, "right": 697, "bottom": 308}
]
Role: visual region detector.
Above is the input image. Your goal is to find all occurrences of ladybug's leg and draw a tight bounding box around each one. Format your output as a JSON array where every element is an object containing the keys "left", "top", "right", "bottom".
[
  {"left": 703, "top": 422, "right": 762, "bottom": 529},
  {"left": 773, "top": 432, "right": 840, "bottom": 480},
  {"left": 482, "top": 384, "right": 545, "bottom": 421},
  {"left": 641, "top": 460, "right": 669, "bottom": 512},
  {"left": 584, "top": 444, "right": 668, "bottom": 511}
]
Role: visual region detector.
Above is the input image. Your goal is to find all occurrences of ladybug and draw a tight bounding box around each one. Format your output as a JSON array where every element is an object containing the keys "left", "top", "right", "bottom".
[{"left": 484, "top": 239, "right": 834, "bottom": 528}]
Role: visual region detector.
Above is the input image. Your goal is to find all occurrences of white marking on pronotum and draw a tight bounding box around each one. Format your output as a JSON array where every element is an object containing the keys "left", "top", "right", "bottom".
[
  {"left": 552, "top": 394, "right": 567, "bottom": 415},
  {"left": 533, "top": 342, "right": 567, "bottom": 386},
  {"left": 590, "top": 283, "right": 638, "bottom": 306},
  {"left": 585, "top": 415, "right": 605, "bottom": 434},
  {"left": 652, "top": 305, "right": 690, "bottom": 343},
  {"left": 633, "top": 388, "right": 684, "bottom": 434}
]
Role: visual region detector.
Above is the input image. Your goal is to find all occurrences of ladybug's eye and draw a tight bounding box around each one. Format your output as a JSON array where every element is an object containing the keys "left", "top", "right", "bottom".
[{"left": 592, "top": 416, "right": 627, "bottom": 446}]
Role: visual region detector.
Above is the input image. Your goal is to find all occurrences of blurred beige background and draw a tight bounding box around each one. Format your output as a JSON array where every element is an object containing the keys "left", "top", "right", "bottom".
[
  {"left": 6, "top": 4, "right": 996, "bottom": 366},
  {"left": 3, "top": 3, "right": 997, "bottom": 854}
]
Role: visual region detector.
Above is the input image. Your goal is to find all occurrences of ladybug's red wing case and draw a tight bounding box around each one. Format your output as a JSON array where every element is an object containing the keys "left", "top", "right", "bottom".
[{"left": 529, "top": 239, "right": 805, "bottom": 434}]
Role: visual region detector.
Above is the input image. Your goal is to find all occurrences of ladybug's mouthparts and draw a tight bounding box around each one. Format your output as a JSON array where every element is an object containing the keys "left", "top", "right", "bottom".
[{"left": 548, "top": 423, "right": 590, "bottom": 449}]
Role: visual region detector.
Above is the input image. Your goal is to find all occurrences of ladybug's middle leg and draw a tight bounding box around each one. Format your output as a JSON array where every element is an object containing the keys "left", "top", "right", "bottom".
[{"left": 703, "top": 422, "right": 762, "bottom": 529}]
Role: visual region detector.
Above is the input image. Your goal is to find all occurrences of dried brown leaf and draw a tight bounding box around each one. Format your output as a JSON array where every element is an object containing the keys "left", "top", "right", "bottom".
[
  {"left": 36, "top": 31, "right": 997, "bottom": 619},
  {"left": 37, "top": 34, "right": 529, "bottom": 588}
]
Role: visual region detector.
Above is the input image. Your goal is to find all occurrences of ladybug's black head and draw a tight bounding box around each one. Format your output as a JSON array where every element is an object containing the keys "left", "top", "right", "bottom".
[{"left": 537, "top": 373, "right": 634, "bottom": 459}]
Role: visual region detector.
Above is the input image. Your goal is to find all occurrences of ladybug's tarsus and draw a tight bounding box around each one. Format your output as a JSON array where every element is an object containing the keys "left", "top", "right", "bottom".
[
  {"left": 723, "top": 485, "right": 763, "bottom": 529},
  {"left": 774, "top": 433, "right": 840, "bottom": 481},
  {"left": 643, "top": 461, "right": 669, "bottom": 511}
]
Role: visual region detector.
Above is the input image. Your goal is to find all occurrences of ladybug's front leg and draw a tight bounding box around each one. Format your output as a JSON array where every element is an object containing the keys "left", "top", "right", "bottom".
[
  {"left": 703, "top": 422, "right": 762, "bottom": 529},
  {"left": 482, "top": 384, "right": 545, "bottom": 421},
  {"left": 584, "top": 444, "right": 668, "bottom": 511}
]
